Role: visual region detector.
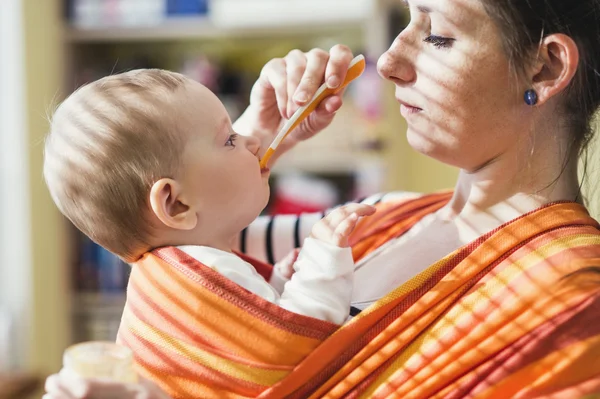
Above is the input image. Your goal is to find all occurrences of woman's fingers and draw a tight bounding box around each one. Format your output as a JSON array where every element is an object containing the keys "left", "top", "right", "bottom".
[
  {"left": 293, "top": 48, "right": 330, "bottom": 106},
  {"left": 257, "top": 57, "right": 288, "bottom": 117},
  {"left": 324, "top": 44, "right": 355, "bottom": 89},
  {"left": 241, "top": 45, "right": 356, "bottom": 161},
  {"left": 285, "top": 49, "right": 308, "bottom": 118},
  {"left": 45, "top": 370, "right": 167, "bottom": 399},
  {"left": 318, "top": 93, "right": 344, "bottom": 114},
  {"left": 44, "top": 374, "right": 77, "bottom": 399}
]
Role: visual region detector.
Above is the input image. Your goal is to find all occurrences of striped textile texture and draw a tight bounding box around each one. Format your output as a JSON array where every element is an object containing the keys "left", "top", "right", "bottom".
[{"left": 118, "top": 193, "right": 600, "bottom": 398}]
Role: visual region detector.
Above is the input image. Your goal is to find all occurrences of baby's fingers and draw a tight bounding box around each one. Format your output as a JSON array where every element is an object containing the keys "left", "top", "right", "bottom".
[
  {"left": 351, "top": 204, "right": 377, "bottom": 217},
  {"left": 333, "top": 213, "right": 359, "bottom": 247},
  {"left": 328, "top": 203, "right": 375, "bottom": 221}
]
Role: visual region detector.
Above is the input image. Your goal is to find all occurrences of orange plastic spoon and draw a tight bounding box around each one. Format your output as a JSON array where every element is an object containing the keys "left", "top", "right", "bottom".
[{"left": 259, "top": 54, "right": 366, "bottom": 169}]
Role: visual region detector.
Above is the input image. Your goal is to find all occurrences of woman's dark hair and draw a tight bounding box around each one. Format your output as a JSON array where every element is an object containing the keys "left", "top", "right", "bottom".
[
  {"left": 483, "top": 1, "right": 600, "bottom": 280},
  {"left": 481, "top": 0, "right": 600, "bottom": 153}
]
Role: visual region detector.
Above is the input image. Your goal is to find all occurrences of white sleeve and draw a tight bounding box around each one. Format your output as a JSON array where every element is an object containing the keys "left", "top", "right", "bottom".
[
  {"left": 277, "top": 237, "right": 354, "bottom": 325},
  {"left": 268, "top": 264, "right": 290, "bottom": 295}
]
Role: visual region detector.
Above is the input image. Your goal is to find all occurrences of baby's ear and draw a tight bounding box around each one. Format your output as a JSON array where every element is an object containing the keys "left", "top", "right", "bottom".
[{"left": 149, "top": 178, "right": 197, "bottom": 230}]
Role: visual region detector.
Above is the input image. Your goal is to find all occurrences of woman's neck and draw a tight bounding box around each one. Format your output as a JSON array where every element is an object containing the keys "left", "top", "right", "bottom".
[{"left": 445, "top": 132, "right": 581, "bottom": 223}]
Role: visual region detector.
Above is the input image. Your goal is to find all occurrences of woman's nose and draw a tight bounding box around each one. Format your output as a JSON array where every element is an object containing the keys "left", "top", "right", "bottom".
[{"left": 377, "top": 34, "right": 417, "bottom": 85}]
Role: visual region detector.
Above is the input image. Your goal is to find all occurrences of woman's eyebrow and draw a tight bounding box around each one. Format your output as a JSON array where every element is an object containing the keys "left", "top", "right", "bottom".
[{"left": 402, "top": 0, "right": 432, "bottom": 13}]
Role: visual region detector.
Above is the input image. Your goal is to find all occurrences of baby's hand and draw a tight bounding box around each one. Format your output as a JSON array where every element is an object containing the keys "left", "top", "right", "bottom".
[
  {"left": 273, "top": 248, "right": 300, "bottom": 279},
  {"left": 310, "top": 203, "right": 376, "bottom": 247}
]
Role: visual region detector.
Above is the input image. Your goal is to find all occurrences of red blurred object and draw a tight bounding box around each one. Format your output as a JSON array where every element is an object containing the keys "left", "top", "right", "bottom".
[
  {"left": 270, "top": 195, "right": 327, "bottom": 215},
  {"left": 269, "top": 174, "right": 337, "bottom": 215}
]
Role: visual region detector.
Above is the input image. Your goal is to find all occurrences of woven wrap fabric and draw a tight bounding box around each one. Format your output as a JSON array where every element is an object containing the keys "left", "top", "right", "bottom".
[{"left": 118, "top": 192, "right": 600, "bottom": 398}]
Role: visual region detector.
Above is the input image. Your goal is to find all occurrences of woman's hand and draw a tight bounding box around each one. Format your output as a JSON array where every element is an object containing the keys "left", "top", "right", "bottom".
[
  {"left": 233, "top": 45, "right": 355, "bottom": 165},
  {"left": 43, "top": 369, "right": 171, "bottom": 399}
]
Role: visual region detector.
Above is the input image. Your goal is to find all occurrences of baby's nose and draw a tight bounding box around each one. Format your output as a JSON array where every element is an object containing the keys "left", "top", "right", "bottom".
[{"left": 246, "top": 135, "right": 261, "bottom": 154}]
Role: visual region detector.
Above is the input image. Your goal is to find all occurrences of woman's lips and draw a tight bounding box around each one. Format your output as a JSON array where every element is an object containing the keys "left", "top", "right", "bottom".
[{"left": 398, "top": 100, "right": 422, "bottom": 118}]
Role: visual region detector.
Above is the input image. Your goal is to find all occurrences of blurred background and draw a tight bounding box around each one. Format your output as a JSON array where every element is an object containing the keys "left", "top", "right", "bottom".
[{"left": 0, "top": 0, "right": 597, "bottom": 397}]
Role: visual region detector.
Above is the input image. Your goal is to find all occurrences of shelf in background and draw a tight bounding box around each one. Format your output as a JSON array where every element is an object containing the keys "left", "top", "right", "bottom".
[
  {"left": 72, "top": 292, "right": 126, "bottom": 342},
  {"left": 65, "top": 17, "right": 363, "bottom": 43},
  {"left": 66, "top": 0, "right": 372, "bottom": 43},
  {"left": 72, "top": 292, "right": 126, "bottom": 315}
]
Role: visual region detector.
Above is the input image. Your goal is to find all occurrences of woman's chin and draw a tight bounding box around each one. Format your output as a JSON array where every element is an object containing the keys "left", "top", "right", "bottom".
[
  {"left": 406, "top": 128, "right": 439, "bottom": 157},
  {"left": 406, "top": 128, "right": 463, "bottom": 167}
]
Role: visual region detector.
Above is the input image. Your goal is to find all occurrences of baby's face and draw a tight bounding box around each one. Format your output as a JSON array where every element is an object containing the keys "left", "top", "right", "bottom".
[{"left": 175, "top": 81, "right": 271, "bottom": 233}]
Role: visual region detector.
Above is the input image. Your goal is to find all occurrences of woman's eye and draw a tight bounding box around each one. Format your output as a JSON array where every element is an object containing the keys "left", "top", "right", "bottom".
[
  {"left": 423, "top": 35, "right": 455, "bottom": 49},
  {"left": 225, "top": 133, "right": 238, "bottom": 147}
]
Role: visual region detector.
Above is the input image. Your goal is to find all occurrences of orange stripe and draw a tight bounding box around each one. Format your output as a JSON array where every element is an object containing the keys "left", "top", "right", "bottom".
[
  {"left": 130, "top": 263, "right": 283, "bottom": 362},
  {"left": 127, "top": 272, "right": 231, "bottom": 355},
  {"left": 122, "top": 320, "right": 268, "bottom": 395},
  {"left": 366, "top": 247, "right": 600, "bottom": 398},
  {"left": 432, "top": 291, "right": 600, "bottom": 399},
  {"left": 351, "top": 192, "right": 452, "bottom": 260},
  {"left": 316, "top": 231, "right": 600, "bottom": 398},
  {"left": 261, "top": 256, "right": 466, "bottom": 397},
  {"left": 155, "top": 247, "right": 338, "bottom": 337},
  {"left": 264, "top": 202, "right": 600, "bottom": 398},
  {"left": 121, "top": 331, "right": 258, "bottom": 398},
  {"left": 137, "top": 253, "right": 328, "bottom": 365},
  {"left": 320, "top": 228, "right": 599, "bottom": 398},
  {"left": 126, "top": 287, "right": 293, "bottom": 371},
  {"left": 517, "top": 375, "right": 600, "bottom": 399},
  {"left": 474, "top": 334, "right": 600, "bottom": 399},
  {"left": 318, "top": 285, "right": 469, "bottom": 399}
]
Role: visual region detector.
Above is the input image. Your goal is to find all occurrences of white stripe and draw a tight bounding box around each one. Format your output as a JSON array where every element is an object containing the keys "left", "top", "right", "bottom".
[
  {"left": 299, "top": 213, "right": 322, "bottom": 246},
  {"left": 245, "top": 215, "right": 271, "bottom": 263},
  {"left": 271, "top": 214, "right": 298, "bottom": 263}
]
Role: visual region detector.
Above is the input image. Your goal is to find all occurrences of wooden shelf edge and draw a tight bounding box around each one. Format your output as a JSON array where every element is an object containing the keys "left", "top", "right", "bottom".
[{"left": 66, "top": 17, "right": 363, "bottom": 43}]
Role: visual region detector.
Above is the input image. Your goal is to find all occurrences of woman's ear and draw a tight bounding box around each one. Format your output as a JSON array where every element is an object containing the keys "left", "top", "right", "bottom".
[
  {"left": 530, "top": 33, "right": 579, "bottom": 106},
  {"left": 149, "top": 178, "right": 197, "bottom": 230}
]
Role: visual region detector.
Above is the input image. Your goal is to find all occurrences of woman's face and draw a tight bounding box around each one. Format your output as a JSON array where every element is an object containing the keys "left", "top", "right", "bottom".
[{"left": 378, "top": 0, "right": 528, "bottom": 171}]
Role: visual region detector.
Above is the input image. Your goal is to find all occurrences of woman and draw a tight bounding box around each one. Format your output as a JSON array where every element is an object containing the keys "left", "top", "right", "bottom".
[{"left": 45, "top": 0, "right": 600, "bottom": 397}]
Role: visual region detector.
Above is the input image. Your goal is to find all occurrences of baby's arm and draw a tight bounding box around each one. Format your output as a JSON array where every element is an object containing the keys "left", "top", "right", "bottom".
[
  {"left": 278, "top": 204, "right": 376, "bottom": 324},
  {"left": 269, "top": 248, "right": 299, "bottom": 294}
]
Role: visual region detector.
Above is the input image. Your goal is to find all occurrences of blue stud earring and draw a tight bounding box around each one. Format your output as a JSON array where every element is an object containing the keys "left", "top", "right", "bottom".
[{"left": 524, "top": 89, "right": 538, "bottom": 106}]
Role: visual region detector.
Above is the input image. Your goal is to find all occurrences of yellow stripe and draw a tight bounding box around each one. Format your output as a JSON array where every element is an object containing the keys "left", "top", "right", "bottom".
[
  {"left": 360, "top": 234, "right": 600, "bottom": 398},
  {"left": 123, "top": 307, "right": 290, "bottom": 386},
  {"left": 136, "top": 256, "right": 324, "bottom": 364}
]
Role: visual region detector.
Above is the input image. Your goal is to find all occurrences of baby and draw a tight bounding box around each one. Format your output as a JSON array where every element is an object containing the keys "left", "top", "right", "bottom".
[{"left": 44, "top": 69, "right": 375, "bottom": 326}]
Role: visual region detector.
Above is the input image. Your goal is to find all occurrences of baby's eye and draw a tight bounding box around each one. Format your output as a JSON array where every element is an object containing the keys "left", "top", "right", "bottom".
[
  {"left": 225, "top": 133, "right": 238, "bottom": 147},
  {"left": 423, "top": 35, "right": 455, "bottom": 49}
]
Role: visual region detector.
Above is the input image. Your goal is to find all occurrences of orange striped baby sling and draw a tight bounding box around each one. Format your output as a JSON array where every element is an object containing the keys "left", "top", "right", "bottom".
[{"left": 117, "top": 192, "right": 600, "bottom": 398}]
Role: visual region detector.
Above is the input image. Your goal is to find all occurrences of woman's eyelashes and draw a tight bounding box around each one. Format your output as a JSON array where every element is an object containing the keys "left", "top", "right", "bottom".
[
  {"left": 225, "top": 133, "right": 238, "bottom": 147},
  {"left": 423, "top": 35, "right": 455, "bottom": 49}
]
